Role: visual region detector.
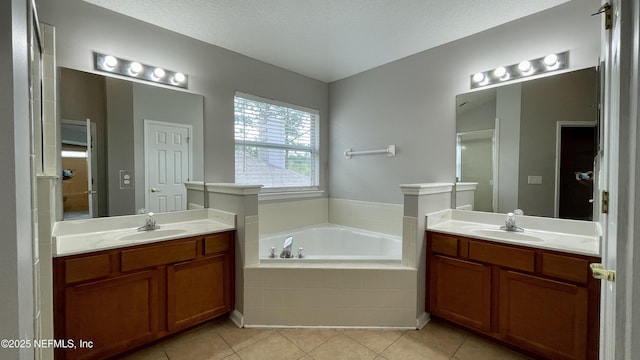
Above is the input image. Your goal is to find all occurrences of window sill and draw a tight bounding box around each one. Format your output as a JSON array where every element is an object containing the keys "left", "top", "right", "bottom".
[{"left": 258, "top": 189, "right": 324, "bottom": 201}]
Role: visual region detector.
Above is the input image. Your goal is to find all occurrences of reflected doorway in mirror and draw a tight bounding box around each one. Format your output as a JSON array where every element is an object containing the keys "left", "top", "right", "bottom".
[
  {"left": 144, "top": 120, "right": 193, "bottom": 213},
  {"left": 554, "top": 122, "right": 596, "bottom": 220},
  {"left": 456, "top": 123, "right": 499, "bottom": 213}
]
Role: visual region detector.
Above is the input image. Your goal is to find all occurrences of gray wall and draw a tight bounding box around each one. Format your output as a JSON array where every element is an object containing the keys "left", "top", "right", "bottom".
[
  {"left": 328, "top": 0, "right": 600, "bottom": 204},
  {"left": 456, "top": 91, "right": 496, "bottom": 133},
  {"left": 37, "top": 0, "right": 329, "bottom": 193},
  {"left": 496, "top": 84, "right": 522, "bottom": 213},
  {"left": 105, "top": 77, "right": 135, "bottom": 216},
  {"left": 0, "top": 0, "right": 34, "bottom": 358}
]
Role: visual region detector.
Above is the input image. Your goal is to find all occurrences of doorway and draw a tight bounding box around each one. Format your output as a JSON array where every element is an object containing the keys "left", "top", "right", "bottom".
[
  {"left": 61, "top": 119, "right": 98, "bottom": 220},
  {"left": 457, "top": 128, "right": 497, "bottom": 212},
  {"left": 144, "top": 120, "right": 192, "bottom": 213},
  {"left": 555, "top": 122, "right": 596, "bottom": 220}
]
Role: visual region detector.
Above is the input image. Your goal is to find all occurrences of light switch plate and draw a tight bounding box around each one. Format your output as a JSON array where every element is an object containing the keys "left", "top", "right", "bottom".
[{"left": 528, "top": 175, "right": 543, "bottom": 184}]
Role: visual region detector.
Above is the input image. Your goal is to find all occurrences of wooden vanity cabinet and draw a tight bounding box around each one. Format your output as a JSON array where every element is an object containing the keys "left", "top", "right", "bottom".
[
  {"left": 430, "top": 254, "right": 492, "bottom": 332},
  {"left": 426, "top": 231, "right": 600, "bottom": 360},
  {"left": 53, "top": 231, "right": 235, "bottom": 360}
]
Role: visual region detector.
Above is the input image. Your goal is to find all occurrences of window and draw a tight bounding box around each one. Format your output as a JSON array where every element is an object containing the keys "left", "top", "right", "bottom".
[{"left": 234, "top": 92, "right": 319, "bottom": 190}]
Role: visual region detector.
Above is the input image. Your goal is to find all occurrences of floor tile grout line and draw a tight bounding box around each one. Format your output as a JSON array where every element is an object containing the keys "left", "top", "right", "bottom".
[
  {"left": 277, "top": 328, "right": 342, "bottom": 355},
  {"left": 449, "top": 333, "right": 469, "bottom": 359},
  {"left": 381, "top": 329, "right": 408, "bottom": 355},
  {"left": 337, "top": 331, "right": 379, "bottom": 356},
  {"left": 214, "top": 331, "right": 237, "bottom": 355},
  {"left": 275, "top": 329, "right": 307, "bottom": 357},
  {"left": 342, "top": 329, "right": 408, "bottom": 355}
]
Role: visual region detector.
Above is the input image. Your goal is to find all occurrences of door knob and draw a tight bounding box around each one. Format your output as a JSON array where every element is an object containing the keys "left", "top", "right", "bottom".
[
  {"left": 150, "top": 188, "right": 160, "bottom": 193},
  {"left": 590, "top": 263, "right": 615, "bottom": 282}
]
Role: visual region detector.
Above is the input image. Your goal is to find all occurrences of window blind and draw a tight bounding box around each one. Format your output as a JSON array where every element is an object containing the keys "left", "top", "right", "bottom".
[{"left": 234, "top": 92, "right": 319, "bottom": 189}]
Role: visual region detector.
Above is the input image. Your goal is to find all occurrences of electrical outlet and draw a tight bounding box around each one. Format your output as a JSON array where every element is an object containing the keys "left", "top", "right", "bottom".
[{"left": 120, "top": 170, "right": 134, "bottom": 189}]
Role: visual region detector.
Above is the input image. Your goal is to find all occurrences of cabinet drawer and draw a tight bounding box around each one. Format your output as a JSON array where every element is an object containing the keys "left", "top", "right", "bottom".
[
  {"left": 65, "top": 254, "right": 111, "bottom": 284},
  {"left": 204, "top": 232, "right": 232, "bottom": 255},
  {"left": 542, "top": 253, "right": 589, "bottom": 284},
  {"left": 430, "top": 233, "right": 458, "bottom": 257},
  {"left": 121, "top": 241, "right": 197, "bottom": 272},
  {"left": 469, "top": 241, "right": 535, "bottom": 272}
]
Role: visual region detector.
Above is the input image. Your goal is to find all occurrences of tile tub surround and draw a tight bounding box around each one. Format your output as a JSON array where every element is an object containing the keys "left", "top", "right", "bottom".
[
  {"left": 426, "top": 209, "right": 600, "bottom": 256},
  {"left": 258, "top": 197, "right": 403, "bottom": 237},
  {"left": 220, "top": 182, "right": 454, "bottom": 328},
  {"left": 243, "top": 187, "right": 450, "bottom": 328},
  {"left": 52, "top": 208, "right": 235, "bottom": 256},
  {"left": 243, "top": 266, "right": 419, "bottom": 328},
  {"left": 247, "top": 202, "right": 415, "bottom": 327}
]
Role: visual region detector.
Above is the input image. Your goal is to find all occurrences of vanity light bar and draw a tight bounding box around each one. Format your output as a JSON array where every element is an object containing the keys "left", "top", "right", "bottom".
[
  {"left": 94, "top": 53, "right": 188, "bottom": 89},
  {"left": 470, "top": 51, "right": 568, "bottom": 89}
]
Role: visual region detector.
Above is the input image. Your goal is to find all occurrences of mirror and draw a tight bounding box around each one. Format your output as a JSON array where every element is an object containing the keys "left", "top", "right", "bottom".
[
  {"left": 60, "top": 68, "right": 205, "bottom": 220},
  {"left": 456, "top": 67, "right": 598, "bottom": 220}
]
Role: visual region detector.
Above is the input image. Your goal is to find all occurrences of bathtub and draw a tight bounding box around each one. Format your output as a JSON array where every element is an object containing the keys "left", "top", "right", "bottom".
[
  {"left": 247, "top": 223, "right": 417, "bottom": 327},
  {"left": 259, "top": 224, "right": 401, "bottom": 264}
]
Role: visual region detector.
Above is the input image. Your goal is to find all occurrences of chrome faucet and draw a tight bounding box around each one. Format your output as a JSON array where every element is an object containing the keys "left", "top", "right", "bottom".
[
  {"left": 138, "top": 212, "right": 160, "bottom": 231},
  {"left": 280, "top": 236, "right": 294, "bottom": 258},
  {"left": 501, "top": 209, "right": 524, "bottom": 232}
]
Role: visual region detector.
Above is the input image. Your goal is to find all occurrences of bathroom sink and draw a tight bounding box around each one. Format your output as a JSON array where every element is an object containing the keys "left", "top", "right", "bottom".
[
  {"left": 116, "top": 228, "right": 187, "bottom": 242},
  {"left": 470, "top": 228, "right": 544, "bottom": 242}
]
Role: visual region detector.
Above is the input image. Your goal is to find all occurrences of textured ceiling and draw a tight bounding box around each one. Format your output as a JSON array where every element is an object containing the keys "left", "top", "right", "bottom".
[{"left": 83, "top": 0, "right": 570, "bottom": 82}]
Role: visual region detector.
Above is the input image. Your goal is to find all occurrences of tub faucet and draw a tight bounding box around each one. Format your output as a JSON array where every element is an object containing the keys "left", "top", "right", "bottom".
[
  {"left": 280, "top": 236, "right": 294, "bottom": 258},
  {"left": 500, "top": 209, "right": 524, "bottom": 232},
  {"left": 138, "top": 212, "right": 160, "bottom": 231}
]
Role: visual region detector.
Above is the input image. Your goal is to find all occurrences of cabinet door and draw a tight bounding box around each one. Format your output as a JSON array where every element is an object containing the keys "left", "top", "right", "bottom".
[
  {"left": 499, "top": 270, "right": 588, "bottom": 360},
  {"left": 62, "top": 270, "right": 159, "bottom": 360},
  {"left": 429, "top": 255, "right": 491, "bottom": 332},
  {"left": 167, "top": 254, "right": 232, "bottom": 331}
]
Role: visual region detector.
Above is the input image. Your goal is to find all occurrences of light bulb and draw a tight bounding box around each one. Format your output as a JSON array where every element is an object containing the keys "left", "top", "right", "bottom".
[
  {"left": 129, "top": 62, "right": 143, "bottom": 76},
  {"left": 494, "top": 67, "right": 507, "bottom": 78},
  {"left": 104, "top": 55, "right": 118, "bottom": 69},
  {"left": 153, "top": 68, "right": 165, "bottom": 80},
  {"left": 171, "top": 73, "right": 186, "bottom": 84},
  {"left": 518, "top": 60, "right": 532, "bottom": 73},
  {"left": 472, "top": 72, "right": 485, "bottom": 83},
  {"left": 544, "top": 53, "right": 558, "bottom": 66}
]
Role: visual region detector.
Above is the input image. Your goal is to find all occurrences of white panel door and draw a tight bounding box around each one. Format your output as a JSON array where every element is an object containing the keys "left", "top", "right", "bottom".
[{"left": 144, "top": 120, "right": 192, "bottom": 213}]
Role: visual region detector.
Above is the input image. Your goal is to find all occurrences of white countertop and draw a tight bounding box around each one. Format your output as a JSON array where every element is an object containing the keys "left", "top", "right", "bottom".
[
  {"left": 53, "top": 209, "right": 235, "bottom": 257},
  {"left": 427, "top": 209, "right": 600, "bottom": 257}
]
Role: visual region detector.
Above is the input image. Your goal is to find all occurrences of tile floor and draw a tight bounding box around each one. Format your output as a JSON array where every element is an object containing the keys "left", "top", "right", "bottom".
[{"left": 122, "top": 317, "right": 532, "bottom": 360}]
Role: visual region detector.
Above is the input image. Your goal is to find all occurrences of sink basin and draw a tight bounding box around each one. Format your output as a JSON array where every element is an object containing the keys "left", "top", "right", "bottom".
[
  {"left": 116, "top": 228, "right": 187, "bottom": 242},
  {"left": 471, "top": 228, "right": 544, "bottom": 242}
]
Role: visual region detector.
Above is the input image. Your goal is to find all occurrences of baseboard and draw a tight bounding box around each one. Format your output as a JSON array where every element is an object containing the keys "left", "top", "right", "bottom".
[
  {"left": 416, "top": 312, "right": 431, "bottom": 329},
  {"left": 229, "top": 310, "right": 244, "bottom": 328}
]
